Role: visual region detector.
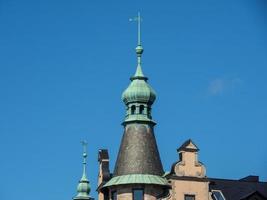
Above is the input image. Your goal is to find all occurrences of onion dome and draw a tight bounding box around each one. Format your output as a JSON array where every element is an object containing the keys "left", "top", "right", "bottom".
[
  {"left": 122, "top": 45, "right": 156, "bottom": 106},
  {"left": 75, "top": 178, "right": 91, "bottom": 199}
]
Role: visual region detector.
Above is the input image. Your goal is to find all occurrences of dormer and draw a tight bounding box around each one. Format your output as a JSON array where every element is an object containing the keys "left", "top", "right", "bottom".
[{"left": 172, "top": 139, "right": 206, "bottom": 178}]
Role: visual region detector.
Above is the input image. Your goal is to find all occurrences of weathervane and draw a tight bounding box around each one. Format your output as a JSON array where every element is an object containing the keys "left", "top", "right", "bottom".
[{"left": 130, "top": 12, "right": 142, "bottom": 46}]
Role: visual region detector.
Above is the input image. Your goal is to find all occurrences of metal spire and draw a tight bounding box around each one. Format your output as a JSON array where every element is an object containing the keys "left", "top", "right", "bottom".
[
  {"left": 130, "top": 12, "right": 145, "bottom": 78},
  {"left": 81, "top": 140, "right": 88, "bottom": 180},
  {"left": 73, "top": 140, "right": 91, "bottom": 200}
]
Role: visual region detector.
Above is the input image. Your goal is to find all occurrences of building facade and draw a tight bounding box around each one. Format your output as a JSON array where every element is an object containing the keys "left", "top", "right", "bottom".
[{"left": 73, "top": 21, "right": 267, "bottom": 200}]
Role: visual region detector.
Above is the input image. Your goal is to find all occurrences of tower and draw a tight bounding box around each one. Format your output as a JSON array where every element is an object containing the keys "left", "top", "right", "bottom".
[
  {"left": 93, "top": 13, "right": 267, "bottom": 200},
  {"left": 99, "top": 13, "right": 169, "bottom": 200},
  {"left": 73, "top": 141, "right": 94, "bottom": 200}
]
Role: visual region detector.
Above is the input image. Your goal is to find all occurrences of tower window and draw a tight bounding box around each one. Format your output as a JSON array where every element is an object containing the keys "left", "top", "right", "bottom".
[
  {"left": 111, "top": 191, "right": 117, "bottom": 200},
  {"left": 179, "top": 152, "right": 183, "bottom": 161},
  {"left": 147, "top": 107, "right": 151, "bottom": 117},
  {"left": 139, "top": 105, "right": 144, "bottom": 114},
  {"left": 131, "top": 105, "right": 136, "bottom": 114},
  {"left": 133, "top": 189, "right": 144, "bottom": 200},
  {"left": 185, "top": 194, "right": 195, "bottom": 200}
]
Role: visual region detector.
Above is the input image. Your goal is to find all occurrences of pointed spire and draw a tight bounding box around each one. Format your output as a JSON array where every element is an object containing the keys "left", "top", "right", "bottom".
[
  {"left": 73, "top": 141, "right": 92, "bottom": 200},
  {"left": 81, "top": 141, "right": 88, "bottom": 181},
  {"left": 130, "top": 12, "right": 147, "bottom": 81},
  {"left": 131, "top": 45, "right": 147, "bottom": 80}
]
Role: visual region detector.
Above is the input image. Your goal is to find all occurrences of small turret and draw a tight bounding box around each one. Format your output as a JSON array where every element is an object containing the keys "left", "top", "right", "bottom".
[
  {"left": 121, "top": 22, "right": 156, "bottom": 125},
  {"left": 73, "top": 141, "right": 93, "bottom": 200}
]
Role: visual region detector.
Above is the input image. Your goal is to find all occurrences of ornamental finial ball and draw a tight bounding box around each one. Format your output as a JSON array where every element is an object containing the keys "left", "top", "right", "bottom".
[{"left": 136, "top": 45, "right": 143, "bottom": 55}]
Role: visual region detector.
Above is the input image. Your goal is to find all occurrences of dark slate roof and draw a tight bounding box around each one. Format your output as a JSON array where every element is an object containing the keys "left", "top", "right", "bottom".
[
  {"left": 177, "top": 139, "right": 199, "bottom": 152},
  {"left": 240, "top": 191, "right": 267, "bottom": 200},
  {"left": 209, "top": 176, "right": 267, "bottom": 200},
  {"left": 113, "top": 123, "right": 164, "bottom": 176}
]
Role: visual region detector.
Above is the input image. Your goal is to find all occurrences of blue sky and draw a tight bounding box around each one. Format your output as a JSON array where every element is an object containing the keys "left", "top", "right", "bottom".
[{"left": 0, "top": 0, "right": 267, "bottom": 199}]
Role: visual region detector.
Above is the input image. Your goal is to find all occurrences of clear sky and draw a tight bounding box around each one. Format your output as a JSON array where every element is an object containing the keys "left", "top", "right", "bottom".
[{"left": 0, "top": 0, "right": 267, "bottom": 199}]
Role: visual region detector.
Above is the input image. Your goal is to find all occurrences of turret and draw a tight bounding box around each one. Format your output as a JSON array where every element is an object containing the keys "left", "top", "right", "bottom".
[
  {"left": 121, "top": 44, "right": 156, "bottom": 125},
  {"left": 73, "top": 141, "right": 93, "bottom": 200},
  {"left": 100, "top": 13, "right": 169, "bottom": 200}
]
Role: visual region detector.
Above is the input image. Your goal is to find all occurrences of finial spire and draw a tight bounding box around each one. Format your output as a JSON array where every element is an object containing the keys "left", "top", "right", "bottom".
[
  {"left": 130, "top": 12, "right": 145, "bottom": 79},
  {"left": 73, "top": 140, "right": 92, "bottom": 200},
  {"left": 81, "top": 140, "right": 88, "bottom": 179}
]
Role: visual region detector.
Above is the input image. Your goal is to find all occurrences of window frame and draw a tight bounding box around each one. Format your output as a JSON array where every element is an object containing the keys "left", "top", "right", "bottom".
[
  {"left": 131, "top": 105, "right": 136, "bottom": 115},
  {"left": 132, "top": 188, "right": 144, "bottom": 200},
  {"left": 184, "top": 194, "right": 196, "bottom": 200},
  {"left": 139, "top": 105, "right": 145, "bottom": 114}
]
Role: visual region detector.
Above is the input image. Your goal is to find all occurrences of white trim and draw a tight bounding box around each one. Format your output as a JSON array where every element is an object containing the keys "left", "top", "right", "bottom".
[{"left": 211, "top": 190, "right": 226, "bottom": 200}]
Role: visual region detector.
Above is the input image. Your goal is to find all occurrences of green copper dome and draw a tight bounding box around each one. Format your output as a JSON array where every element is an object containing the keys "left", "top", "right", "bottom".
[
  {"left": 75, "top": 180, "right": 91, "bottom": 199},
  {"left": 122, "top": 45, "right": 156, "bottom": 106},
  {"left": 75, "top": 178, "right": 91, "bottom": 199}
]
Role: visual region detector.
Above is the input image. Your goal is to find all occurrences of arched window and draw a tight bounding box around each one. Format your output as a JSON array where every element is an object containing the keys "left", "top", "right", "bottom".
[
  {"left": 139, "top": 105, "right": 144, "bottom": 114},
  {"left": 131, "top": 105, "right": 136, "bottom": 114}
]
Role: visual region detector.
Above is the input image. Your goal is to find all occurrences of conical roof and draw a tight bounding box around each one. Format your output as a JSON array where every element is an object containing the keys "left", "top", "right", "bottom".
[{"left": 113, "top": 123, "right": 164, "bottom": 176}]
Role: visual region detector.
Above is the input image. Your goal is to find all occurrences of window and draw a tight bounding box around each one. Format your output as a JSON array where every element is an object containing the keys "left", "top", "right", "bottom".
[
  {"left": 179, "top": 152, "right": 183, "bottom": 161},
  {"left": 147, "top": 107, "right": 151, "bottom": 117},
  {"left": 111, "top": 191, "right": 117, "bottom": 200},
  {"left": 185, "top": 194, "right": 195, "bottom": 200},
  {"left": 147, "top": 107, "right": 151, "bottom": 113},
  {"left": 212, "top": 190, "right": 225, "bottom": 200},
  {"left": 131, "top": 105, "right": 136, "bottom": 114},
  {"left": 133, "top": 189, "right": 144, "bottom": 200},
  {"left": 139, "top": 105, "right": 144, "bottom": 114}
]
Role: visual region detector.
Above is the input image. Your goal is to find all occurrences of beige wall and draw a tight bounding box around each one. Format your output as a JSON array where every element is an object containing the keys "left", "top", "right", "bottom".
[
  {"left": 175, "top": 151, "right": 206, "bottom": 178},
  {"left": 174, "top": 140, "right": 206, "bottom": 179},
  {"left": 170, "top": 179, "right": 210, "bottom": 200}
]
